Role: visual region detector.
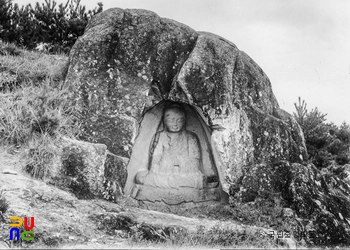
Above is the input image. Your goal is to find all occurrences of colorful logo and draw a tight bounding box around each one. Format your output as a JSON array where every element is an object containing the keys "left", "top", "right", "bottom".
[{"left": 9, "top": 216, "right": 35, "bottom": 241}]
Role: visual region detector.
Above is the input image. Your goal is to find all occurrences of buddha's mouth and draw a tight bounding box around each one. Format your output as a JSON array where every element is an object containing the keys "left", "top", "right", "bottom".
[{"left": 168, "top": 128, "right": 182, "bottom": 133}]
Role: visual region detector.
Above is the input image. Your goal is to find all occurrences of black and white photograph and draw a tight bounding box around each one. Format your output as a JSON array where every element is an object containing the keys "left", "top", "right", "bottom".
[{"left": 1, "top": 0, "right": 350, "bottom": 249}]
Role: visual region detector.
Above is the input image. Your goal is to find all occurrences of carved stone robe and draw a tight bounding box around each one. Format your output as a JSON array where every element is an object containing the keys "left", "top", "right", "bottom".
[{"left": 144, "top": 130, "right": 205, "bottom": 189}]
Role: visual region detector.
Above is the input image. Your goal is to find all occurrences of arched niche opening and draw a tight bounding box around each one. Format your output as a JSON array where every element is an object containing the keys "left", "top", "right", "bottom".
[{"left": 124, "top": 100, "right": 225, "bottom": 205}]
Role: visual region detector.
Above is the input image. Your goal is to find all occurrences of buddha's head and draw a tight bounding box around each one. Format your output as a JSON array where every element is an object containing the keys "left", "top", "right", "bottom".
[{"left": 163, "top": 104, "right": 186, "bottom": 133}]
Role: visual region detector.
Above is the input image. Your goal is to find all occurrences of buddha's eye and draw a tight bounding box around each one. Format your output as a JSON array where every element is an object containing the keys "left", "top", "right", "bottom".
[
  {"left": 177, "top": 118, "right": 184, "bottom": 123},
  {"left": 166, "top": 117, "right": 175, "bottom": 122}
]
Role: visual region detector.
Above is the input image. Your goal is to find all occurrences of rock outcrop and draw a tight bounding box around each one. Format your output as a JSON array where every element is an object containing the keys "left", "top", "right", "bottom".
[
  {"left": 65, "top": 8, "right": 307, "bottom": 195},
  {"left": 234, "top": 161, "right": 350, "bottom": 245},
  {"left": 41, "top": 137, "right": 128, "bottom": 201},
  {"left": 48, "top": 137, "right": 107, "bottom": 199},
  {"left": 64, "top": 8, "right": 350, "bottom": 245}
]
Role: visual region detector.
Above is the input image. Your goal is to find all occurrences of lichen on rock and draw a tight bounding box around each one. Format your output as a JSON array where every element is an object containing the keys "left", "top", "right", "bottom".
[
  {"left": 50, "top": 137, "right": 107, "bottom": 199},
  {"left": 63, "top": 7, "right": 350, "bottom": 245},
  {"left": 65, "top": 7, "right": 307, "bottom": 195}
]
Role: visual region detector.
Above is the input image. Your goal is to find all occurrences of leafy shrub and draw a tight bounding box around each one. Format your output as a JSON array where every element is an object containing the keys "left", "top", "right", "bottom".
[
  {"left": 336, "top": 124, "right": 350, "bottom": 144},
  {"left": 313, "top": 150, "right": 333, "bottom": 169},
  {"left": 1, "top": 0, "right": 103, "bottom": 53},
  {"left": 335, "top": 154, "right": 349, "bottom": 165},
  {"left": 327, "top": 139, "right": 346, "bottom": 155},
  {"left": 0, "top": 42, "right": 22, "bottom": 56},
  {"left": 0, "top": 0, "right": 12, "bottom": 41},
  {"left": 293, "top": 97, "right": 350, "bottom": 168},
  {"left": 293, "top": 97, "right": 329, "bottom": 150}
]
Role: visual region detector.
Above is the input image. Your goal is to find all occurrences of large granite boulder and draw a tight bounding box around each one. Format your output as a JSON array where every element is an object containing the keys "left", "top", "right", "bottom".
[
  {"left": 64, "top": 8, "right": 307, "bottom": 195},
  {"left": 47, "top": 137, "right": 107, "bottom": 199},
  {"left": 38, "top": 137, "right": 126, "bottom": 201},
  {"left": 63, "top": 7, "right": 350, "bottom": 244}
]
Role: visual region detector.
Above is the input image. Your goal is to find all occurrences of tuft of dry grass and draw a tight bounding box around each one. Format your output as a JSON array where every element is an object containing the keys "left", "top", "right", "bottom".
[
  {"left": 0, "top": 42, "right": 80, "bottom": 179},
  {"left": 22, "top": 133, "right": 62, "bottom": 179},
  {"left": 127, "top": 224, "right": 279, "bottom": 249},
  {"left": 0, "top": 42, "right": 68, "bottom": 86},
  {"left": 0, "top": 189, "right": 9, "bottom": 219},
  {"left": 0, "top": 80, "right": 80, "bottom": 145},
  {"left": 0, "top": 42, "right": 22, "bottom": 56}
]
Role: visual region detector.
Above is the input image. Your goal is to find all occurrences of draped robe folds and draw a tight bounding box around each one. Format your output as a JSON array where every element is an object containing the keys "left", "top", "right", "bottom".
[{"left": 143, "top": 130, "right": 205, "bottom": 189}]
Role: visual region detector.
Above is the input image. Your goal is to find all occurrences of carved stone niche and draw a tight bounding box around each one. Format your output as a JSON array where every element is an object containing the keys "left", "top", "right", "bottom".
[{"left": 124, "top": 101, "right": 226, "bottom": 205}]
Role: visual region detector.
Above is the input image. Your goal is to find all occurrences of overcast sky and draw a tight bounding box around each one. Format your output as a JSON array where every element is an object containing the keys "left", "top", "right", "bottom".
[{"left": 14, "top": 0, "right": 350, "bottom": 126}]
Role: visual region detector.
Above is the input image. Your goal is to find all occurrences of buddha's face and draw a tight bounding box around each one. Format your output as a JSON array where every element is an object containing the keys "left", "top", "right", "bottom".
[{"left": 164, "top": 108, "right": 186, "bottom": 133}]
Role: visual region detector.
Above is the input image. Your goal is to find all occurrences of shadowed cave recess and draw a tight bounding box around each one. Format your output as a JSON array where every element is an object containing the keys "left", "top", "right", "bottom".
[{"left": 124, "top": 100, "right": 227, "bottom": 207}]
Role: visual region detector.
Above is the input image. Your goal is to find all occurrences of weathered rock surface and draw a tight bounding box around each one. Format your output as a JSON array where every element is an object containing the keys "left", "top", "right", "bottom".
[
  {"left": 65, "top": 7, "right": 307, "bottom": 196},
  {"left": 64, "top": 7, "right": 350, "bottom": 245},
  {"left": 50, "top": 137, "right": 107, "bottom": 199},
  {"left": 25, "top": 136, "right": 126, "bottom": 201},
  {"left": 233, "top": 161, "right": 350, "bottom": 245}
]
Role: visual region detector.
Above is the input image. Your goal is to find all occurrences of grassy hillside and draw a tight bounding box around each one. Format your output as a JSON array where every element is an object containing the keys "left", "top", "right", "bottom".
[{"left": 0, "top": 41, "right": 83, "bottom": 179}]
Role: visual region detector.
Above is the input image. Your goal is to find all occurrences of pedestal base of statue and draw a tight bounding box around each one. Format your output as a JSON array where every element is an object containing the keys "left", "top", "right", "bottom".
[{"left": 131, "top": 184, "right": 220, "bottom": 205}]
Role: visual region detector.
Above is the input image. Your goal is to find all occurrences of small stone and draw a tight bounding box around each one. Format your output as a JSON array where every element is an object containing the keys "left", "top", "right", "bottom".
[
  {"left": 282, "top": 208, "right": 294, "bottom": 218},
  {"left": 314, "top": 200, "right": 322, "bottom": 207},
  {"left": 2, "top": 169, "right": 17, "bottom": 175}
]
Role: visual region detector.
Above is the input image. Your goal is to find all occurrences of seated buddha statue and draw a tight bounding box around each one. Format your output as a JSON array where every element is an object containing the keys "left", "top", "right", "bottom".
[{"left": 132, "top": 103, "right": 219, "bottom": 204}]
